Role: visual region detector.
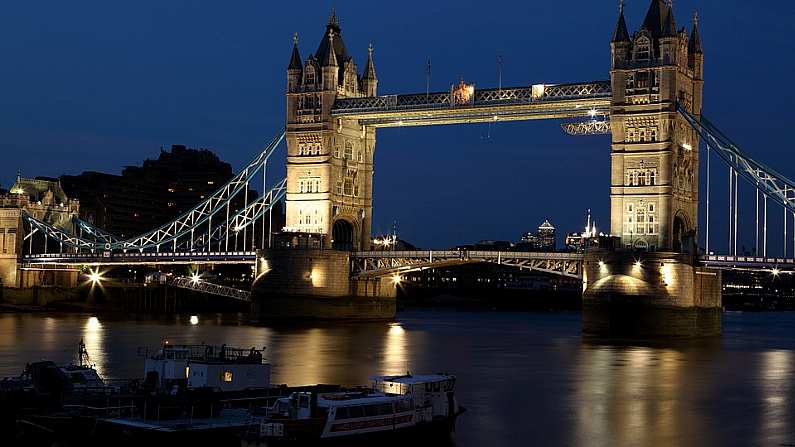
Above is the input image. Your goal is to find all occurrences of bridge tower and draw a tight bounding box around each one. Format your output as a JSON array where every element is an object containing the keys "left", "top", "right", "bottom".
[
  {"left": 609, "top": 0, "right": 703, "bottom": 253},
  {"left": 285, "top": 11, "right": 378, "bottom": 250}
]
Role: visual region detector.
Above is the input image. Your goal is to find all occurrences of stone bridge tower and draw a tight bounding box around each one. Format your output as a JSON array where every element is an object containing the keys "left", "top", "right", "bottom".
[
  {"left": 609, "top": 0, "right": 703, "bottom": 252},
  {"left": 285, "top": 11, "right": 378, "bottom": 251}
]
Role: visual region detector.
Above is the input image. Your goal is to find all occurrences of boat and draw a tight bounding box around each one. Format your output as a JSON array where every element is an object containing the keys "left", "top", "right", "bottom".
[{"left": 242, "top": 373, "right": 465, "bottom": 444}]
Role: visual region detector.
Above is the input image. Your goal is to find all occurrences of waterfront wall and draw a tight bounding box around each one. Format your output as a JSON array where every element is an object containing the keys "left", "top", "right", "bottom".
[
  {"left": 582, "top": 251, "right": 722, "bottom": 338},
  {"left": 252, "top": 249, "right": 396, "bottom": 321}
]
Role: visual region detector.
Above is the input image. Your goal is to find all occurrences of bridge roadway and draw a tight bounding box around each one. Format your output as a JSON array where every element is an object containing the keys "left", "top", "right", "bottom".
[
  {"left": 331, "top": 81, "right": 611, "bottom": 128},
  {"left": 22, "top": 251, "right": 794, "bottom": 277}
]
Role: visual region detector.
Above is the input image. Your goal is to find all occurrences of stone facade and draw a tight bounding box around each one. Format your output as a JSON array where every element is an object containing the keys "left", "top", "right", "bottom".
[
  {"left": 284, "top": 12, "right": 378, "bottom": 250},
  {"left": 251, "top": 248, "right": 396, "bottom": 320},
  {"left": 609, "top": 0, "right": 704, "bottom": 252},
  {"left": 582, "top": 250, "right": 722, "bottom": 337},
  {"left": 0, "top": 176, "right": 80, "bottom": 290}
]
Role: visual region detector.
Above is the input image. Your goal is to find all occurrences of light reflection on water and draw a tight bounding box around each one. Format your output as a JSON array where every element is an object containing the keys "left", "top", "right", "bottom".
[{"left": 0, "top": 311, "right": 792, "bottom": 446}]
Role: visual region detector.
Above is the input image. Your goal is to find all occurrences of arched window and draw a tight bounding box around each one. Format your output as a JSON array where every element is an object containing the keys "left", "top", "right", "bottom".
[
  {"left": 304, "top": 66, "right": 315, "bottom": 85},
  {"left": 344, "top": 142, "right": 353, "bottom": 160},
  {"left": 635, "top": 37, "right": 651, "bottom": 60}
]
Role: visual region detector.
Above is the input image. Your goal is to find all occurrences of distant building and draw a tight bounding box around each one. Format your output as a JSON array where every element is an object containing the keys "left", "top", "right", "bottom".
[
  {"left": 518, "top": 220, "right": 556, "bottom": 252},
  {"left": 536, "top": 220, "right": 556, "bottom": 251},
  {"left": 60, "top": 145, "right": 235, "bottom": 238}
]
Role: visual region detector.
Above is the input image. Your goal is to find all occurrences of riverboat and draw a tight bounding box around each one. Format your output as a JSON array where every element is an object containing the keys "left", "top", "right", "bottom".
[{"left": 242, "top": 373, "right": 464, "bottom": 444}]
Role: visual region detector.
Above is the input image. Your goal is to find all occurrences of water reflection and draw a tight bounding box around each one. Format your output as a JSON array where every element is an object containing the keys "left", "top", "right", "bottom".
[
  {"left": 382, "top": 322, "right": 408, "bottom": 375},
  {"left": 758, "top": 349, "right": 793, "bottom": 445},
  {"left": 574, "top": 344, "right": 711, "bottom": 447},
  {"left": 82, "top": 316, "right": 105, "bottom": 375}
]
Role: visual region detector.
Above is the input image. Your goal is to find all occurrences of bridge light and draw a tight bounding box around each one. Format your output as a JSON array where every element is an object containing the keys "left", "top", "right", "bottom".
[
  {"left": 588, "top": 108, "right": 597, "bottom": 118},
  {"left": 634, "top": 260, "right": 642, "bottom": 268},
  {"left": 772, "top": 268, "right": 781, "bottom": 277},
  {"left": 682, "top": 143, "right": 693, "bottom": 151},
  {"left": 598, "top": 260, "right": 605, "bottom": 268},
  {"left": 190, "top": 272, "right": 201, "bottom": 285},
  {"left": 190, "top": 315, "right": 199, "bottom": 325},
  {"left": 87, "top": 268, "right": 103, "bottom": 285},
  {"left": 392, "top": 274, "right": 402, "bottom": 285}
]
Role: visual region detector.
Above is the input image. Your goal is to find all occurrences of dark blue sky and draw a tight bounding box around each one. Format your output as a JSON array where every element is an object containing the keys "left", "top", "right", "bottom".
[{"left": 1, "top": 1, "right": 793, "bottom": 250}]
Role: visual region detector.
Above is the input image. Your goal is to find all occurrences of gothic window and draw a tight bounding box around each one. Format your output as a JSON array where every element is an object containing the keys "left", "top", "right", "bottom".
[
  {"left": 354, "top": 182, "right": 360, "bottom": 197},
  {"left": 304, "top": 66, "right": 315, "bottom": 85},
  {"left": 343, "top": 179, "right": 353, "bottom": 196},
  {"left": 334, "top": 144, "right": 340, "bottom": 158},
  {"left": 626, "top": 74, "right": 635, "bottom": 91},
  {"left": 344, "top": 142, "right": 353, "bottom": 160},
  {"left": 335, "top": 180, "right": 343, "bottom": 195},
  {"left": 357, "top": 150, "right": 363, "bottom": 163},
  {"left": 635, "top": 37, "right": 651, "bottom": 61}
]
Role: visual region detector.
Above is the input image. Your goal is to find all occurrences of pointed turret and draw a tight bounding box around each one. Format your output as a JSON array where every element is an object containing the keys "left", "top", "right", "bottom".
[
  {"left": 661, "top": 3, "right": 677, "bottom": 37},
  {"left": 323, "top": 29, "right": 338, "bottom": 67},
  {"left": 612, "top": 1, "right": 630, "bottom": 42},
  {"left": 361, "top": 43, "right": 378, "bottom": 96},
  {"left": 689, "top": 12, "right": 703, "bottom": 54},
  {"left": 287, "top": 33, "right": 303, "bottom": 92},
  {"left": 288, "top": 33, "right": 302, "bottom": 70},
  {"left": 641, "top": 0, "right": 668, "bottom": 37}
]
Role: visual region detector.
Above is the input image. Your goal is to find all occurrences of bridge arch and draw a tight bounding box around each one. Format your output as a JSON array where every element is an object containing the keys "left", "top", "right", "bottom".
[{"left": 332, "top": 218, "right": 356, "bottom": 251}]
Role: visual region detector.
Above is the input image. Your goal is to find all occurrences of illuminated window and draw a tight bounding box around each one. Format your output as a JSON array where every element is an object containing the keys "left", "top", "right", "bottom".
[
  {"left": 207, "top": 181, "right": 214, "bottom": 185},
  {"left": 223, "top": 371, "right": 233, "bottom": 382}
]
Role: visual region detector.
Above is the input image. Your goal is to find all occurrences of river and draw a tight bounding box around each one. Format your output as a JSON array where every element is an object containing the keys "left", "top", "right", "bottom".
[{"left": 0, "top": 310, "right": 793, "bottom": 446}]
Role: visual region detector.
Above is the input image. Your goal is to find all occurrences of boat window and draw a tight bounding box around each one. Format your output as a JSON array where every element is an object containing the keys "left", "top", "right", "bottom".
[
  {"left": 396, "top": 399, "right": 413, "bottom": 412},
  {"left": 335, "top": 407, "right": 349, "bottom": 419},
  {"left": 223, "top": 371, "right": 233, "bottom": 382},
  {"left": 348, "top": 406, "right": 364, "bottom": 419},
  {"left": 364, "top": 405, "right": 378, "bottom": 417}
]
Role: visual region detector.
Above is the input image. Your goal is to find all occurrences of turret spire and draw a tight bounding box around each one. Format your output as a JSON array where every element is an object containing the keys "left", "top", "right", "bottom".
[
  {"left": 324, "top": 29, "right": 338, "bottom": 67},
  {"left": 612, "top": 0, "right": 630, "bottom": 42},
  {"left": 328, "top": 8, "right": 339, "bottom": 28},
  {"left": 662, "top": 2, "right": 677, "bottom": 37},
  {"left": 689, "top": 11, "right": 703, "bottom": 54},
  {"left": 363, "top": 43, "right": 377, "bottom": 80},
  {"left": 288, "top": 32, "right": 302, "bottom": 70}
]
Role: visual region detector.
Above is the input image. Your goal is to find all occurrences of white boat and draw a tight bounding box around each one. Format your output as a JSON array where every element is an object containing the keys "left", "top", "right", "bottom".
[{"left": 244, "top": 373, "right": 464, "bottom": 444}]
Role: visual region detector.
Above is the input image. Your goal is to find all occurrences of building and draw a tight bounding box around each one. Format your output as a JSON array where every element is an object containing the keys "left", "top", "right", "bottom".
[
  {"left": 285, "top": 11, "right": 378, "bottom": 250},
  {"left": 0, "top": 174, "right": 80, "bottom": 289},
  {"left": 609, "top": 0, "right": 703, "bottom": 252},
  {"left": 536, "top": 220, "right": 556, "bottom": 251},
  {"left": 517, "top": 220, "right": 556, "bottom": 252},
  {"left": 60, "top": 145, "right": 235, "bottom": 238}
]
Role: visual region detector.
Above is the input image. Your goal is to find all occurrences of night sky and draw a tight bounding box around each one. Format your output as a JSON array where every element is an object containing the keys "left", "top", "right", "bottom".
[{"left": 1, "top": 1, "right": 793, "bottom": 250}]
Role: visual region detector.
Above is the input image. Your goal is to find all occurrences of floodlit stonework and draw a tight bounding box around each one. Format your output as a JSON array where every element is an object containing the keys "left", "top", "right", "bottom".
[
  {"left": 285, "top": 12, "right": 377, "bottom": 251},
  {"left": 609, "top": 0, "right": 703, "bottom": 253}
]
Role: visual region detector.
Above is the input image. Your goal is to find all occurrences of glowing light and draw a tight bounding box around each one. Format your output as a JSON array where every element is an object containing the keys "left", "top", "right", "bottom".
[
  {"left": 772, "top": 268, "right": 781, "bottom": 277},
  {"left": 635, "top": 260, "right": 642, "bottom": 268},
  {"left": 598, "top": 260, "right": 605, "bottom": 268},
  {"left": 661, "top": 263, "right": 673, "bottom": 286},
  {"left": 392, "top": 274, "right": 402, "bottom": 285},
  {"left": 190, "top": 273, "right": 201, "bottom": 285},
  {"left": 682, "top": 143, "right": 693, "bottom": 151},
  {"left": 87, "top": 268, "right": 103, "bottom": 285},
  {"left": 190, "top": 315, "right": 199, "bottom": 325},
  {"left": 588, "top": 108, "right": 597, "bottom": 118}
]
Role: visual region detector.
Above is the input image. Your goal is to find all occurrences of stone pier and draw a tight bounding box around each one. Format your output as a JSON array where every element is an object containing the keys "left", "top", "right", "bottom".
[
  {"left": 582, "top": 250, "right": 722, "bottom": 338},
  {"left": 251, "top": 249, "right": 396, "bottom": 321}
]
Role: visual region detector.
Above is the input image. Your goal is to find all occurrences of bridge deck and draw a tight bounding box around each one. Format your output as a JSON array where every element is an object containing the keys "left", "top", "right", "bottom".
[
  {"left": 331, "top": 82, "right": 611, "bottom": 127},
  {"left": 23, "top": 251, "right": 257, "bottom": 266}
]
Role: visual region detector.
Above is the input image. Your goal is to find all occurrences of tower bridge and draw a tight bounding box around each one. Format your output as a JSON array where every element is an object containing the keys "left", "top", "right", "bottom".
[{"left": 4, "top": 1, "right": 795, "bottom": 334}]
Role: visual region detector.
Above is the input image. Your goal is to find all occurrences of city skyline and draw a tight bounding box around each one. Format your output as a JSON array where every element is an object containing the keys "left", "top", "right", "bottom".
[{"left": 1, "top": 0, "right": 792, "bottom": 248}]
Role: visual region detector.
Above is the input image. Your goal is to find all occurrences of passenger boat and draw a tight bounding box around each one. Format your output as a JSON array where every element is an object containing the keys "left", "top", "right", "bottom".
[{"left": 242, "top": 373, "right": 464, "bottom": 444}]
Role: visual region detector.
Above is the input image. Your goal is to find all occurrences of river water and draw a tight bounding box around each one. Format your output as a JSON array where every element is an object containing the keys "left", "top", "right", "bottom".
[{"left": 0, "top": 310, "right": 793, "bottom": 447}]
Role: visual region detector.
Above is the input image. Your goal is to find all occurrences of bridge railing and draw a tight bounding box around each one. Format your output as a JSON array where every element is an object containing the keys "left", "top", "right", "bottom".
[{"left": 332, "top": 81, "right": 612, "bottom": 114}]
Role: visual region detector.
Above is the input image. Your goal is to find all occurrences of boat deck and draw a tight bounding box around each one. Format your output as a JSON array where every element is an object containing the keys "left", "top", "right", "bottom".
[{"left": 99, "top": 408, "right": 250, "bottom": 433}]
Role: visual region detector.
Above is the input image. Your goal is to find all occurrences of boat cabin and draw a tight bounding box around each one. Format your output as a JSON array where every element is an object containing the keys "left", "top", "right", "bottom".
[{"left": 143, "top": 343, "right": 270, "bottom": 392}]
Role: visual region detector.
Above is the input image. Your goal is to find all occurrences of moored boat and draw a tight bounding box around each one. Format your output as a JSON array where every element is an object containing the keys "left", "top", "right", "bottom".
[{"left": 242, "top": 373, "right": 465, "bottom": 444}]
